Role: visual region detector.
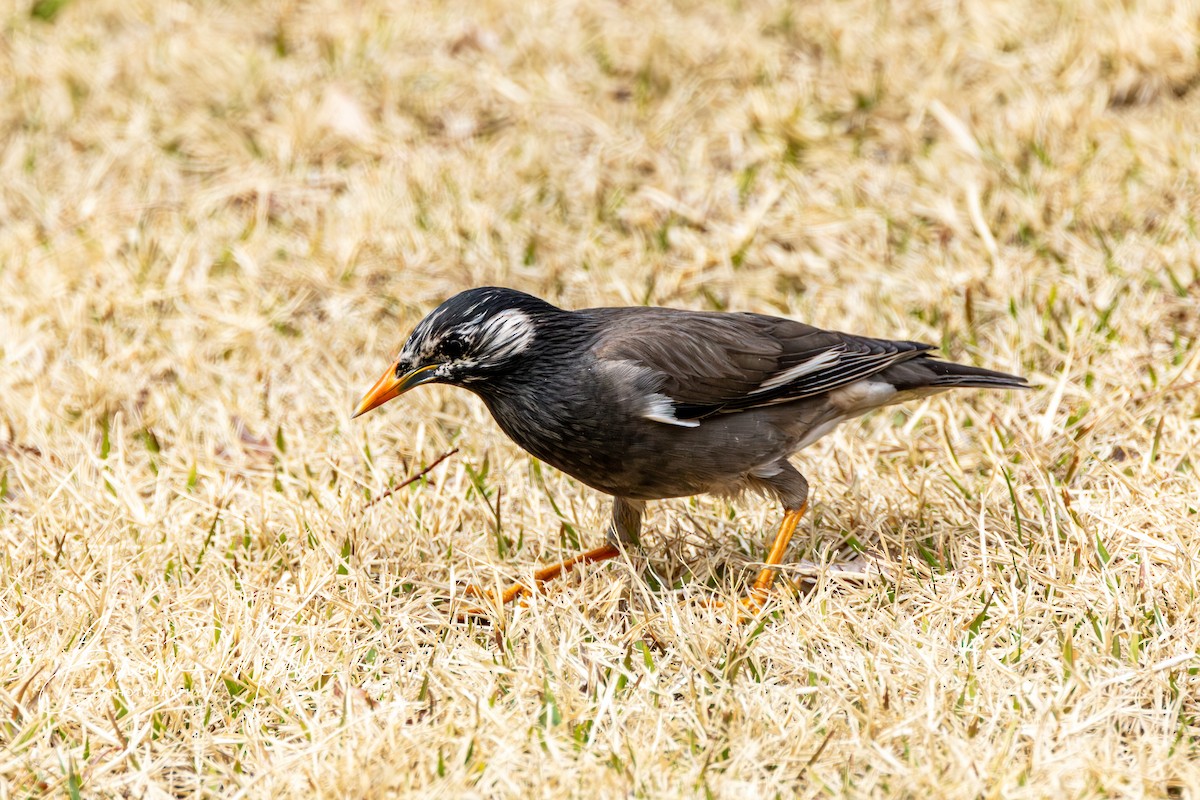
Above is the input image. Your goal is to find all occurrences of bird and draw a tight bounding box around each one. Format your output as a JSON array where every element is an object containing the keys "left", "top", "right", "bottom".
[{"left": 352, "top": 286, "right": 1028, "bottom": 612}]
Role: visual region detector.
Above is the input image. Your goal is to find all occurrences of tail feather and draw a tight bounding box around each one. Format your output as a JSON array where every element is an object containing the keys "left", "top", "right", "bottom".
[{"left": 884, "top": 356, "right": 1030, "bottom": 392}]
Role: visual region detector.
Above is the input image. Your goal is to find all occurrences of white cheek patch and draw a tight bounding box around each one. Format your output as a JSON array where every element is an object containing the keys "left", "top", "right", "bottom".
[
  {"left": 401, "top": 308, "right": 536, "bottom": 373},
  {"left": 473, "top": 309, "right": 535, "bottom": 363}
]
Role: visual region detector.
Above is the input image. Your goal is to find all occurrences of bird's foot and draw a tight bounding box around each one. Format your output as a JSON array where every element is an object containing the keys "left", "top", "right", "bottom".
[
  {"left": 685, "top": 587, "right": 780, "bottom": 621},
  {"left": 686, "top": 504, "right": 809, "bottom": 621},
  {"left": 451, "top": 581, "right": 532, "bottom": 620},
  {"left": 450, "top": 543, "right": 622, "bottom": 620}
]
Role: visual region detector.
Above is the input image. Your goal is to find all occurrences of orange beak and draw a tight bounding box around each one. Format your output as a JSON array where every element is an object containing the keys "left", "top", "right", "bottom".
[{"left": 351, "top": 363, "right": 438, "bottom": 418}]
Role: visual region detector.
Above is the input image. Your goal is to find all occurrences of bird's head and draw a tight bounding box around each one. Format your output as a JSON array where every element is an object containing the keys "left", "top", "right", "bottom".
[{"left": 352, "top": 287, "right": 561, "bottom": 418}]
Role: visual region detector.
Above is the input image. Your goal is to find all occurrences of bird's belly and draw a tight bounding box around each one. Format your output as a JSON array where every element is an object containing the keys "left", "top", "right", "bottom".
[{"left": 491, "top": 399, "right": 797, "bottom": 500}]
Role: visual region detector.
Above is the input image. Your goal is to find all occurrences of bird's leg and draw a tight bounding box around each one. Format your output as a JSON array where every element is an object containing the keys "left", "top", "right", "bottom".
[
  {"left": 692, "top": 501, "right": 808, "bottom": 617},
  {"left": 457, "top": 498, "right": 643, "bottom": 615},
  {"left": 745, "top": 501, "right": 808, "bottom": 608},
  {"left": 690, "top": 463, "right": 810, "bottom": 617},
  {"left": 462, "top": 544, "right": 622, "bottom": 607}
]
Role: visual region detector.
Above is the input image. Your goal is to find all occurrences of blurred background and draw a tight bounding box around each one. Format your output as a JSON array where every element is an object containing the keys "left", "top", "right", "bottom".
[
  {"left": 1, "top": 0, "right": 1198, "bottom": 795},
  {"left": 5, "top": 0, "right": 1197, "bottom": 438}
]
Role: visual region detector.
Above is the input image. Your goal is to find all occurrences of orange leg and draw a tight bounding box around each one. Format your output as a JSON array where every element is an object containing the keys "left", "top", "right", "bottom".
[
  {"left": 746, "top": 502, "right": 808, "bottom": 608},
  {"left": 694, "top": 501, "right": 808, "bottom": 616},
  {"left": 462, "top": 543, "right": 622, "bottom": 609}
]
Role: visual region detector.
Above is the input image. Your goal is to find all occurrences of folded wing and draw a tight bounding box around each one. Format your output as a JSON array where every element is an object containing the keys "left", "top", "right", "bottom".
[{"left": 593, "top": 310, "right": 935, "bottom": 422}]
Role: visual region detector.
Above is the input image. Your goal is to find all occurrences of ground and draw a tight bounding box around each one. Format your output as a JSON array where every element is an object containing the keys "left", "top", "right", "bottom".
[{"left": 1, "top": 0, "right": 1199, "bottom": 796}]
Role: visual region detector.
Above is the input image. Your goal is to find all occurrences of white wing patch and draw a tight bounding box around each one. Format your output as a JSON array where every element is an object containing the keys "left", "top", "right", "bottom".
[
  {"left": 599, "top": 359, "right": 701, "bottom": 428},
  {"left": 642, "top": 393, "right": 700, "bottom": 428},
  {"left": 753, "top": 348, "right": 842, "bottom": 393}
]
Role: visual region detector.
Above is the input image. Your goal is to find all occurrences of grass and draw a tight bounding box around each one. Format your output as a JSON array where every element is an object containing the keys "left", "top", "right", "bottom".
[{"left": 1, "top": 0, "right": 1198, "bottom": 795}]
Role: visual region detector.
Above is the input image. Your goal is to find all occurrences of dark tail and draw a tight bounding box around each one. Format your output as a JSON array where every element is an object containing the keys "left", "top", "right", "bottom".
[{"left": 885, "top": 356, "right": 1031, "bottom": 392}]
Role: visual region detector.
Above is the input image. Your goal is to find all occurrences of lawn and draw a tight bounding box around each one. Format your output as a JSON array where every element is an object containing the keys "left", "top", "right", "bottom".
[{"left": 1, "top": 0, "right": 1198, "bottom": 796}]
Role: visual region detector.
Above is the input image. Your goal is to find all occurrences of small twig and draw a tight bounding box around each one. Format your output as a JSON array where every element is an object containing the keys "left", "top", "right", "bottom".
[
  {"left": 797, "top": 727, "right": 836, "bottom": 780},
  {"left": 105, "top": 704, "right": 129, "bottom": 751},
  {"left": 359, "top": 448, "right": 459, "bottom": 513}
]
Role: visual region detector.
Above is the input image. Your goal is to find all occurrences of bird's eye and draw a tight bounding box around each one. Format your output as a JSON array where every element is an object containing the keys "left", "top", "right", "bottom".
[{"left": 440, "top": 335, "right": 467, "bottom": 361}]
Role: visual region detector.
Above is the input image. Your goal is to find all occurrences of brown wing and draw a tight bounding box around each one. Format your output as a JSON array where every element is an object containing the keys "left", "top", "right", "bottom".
[{"left": 590, "top": 308, "right": 933, "bottom": 420}]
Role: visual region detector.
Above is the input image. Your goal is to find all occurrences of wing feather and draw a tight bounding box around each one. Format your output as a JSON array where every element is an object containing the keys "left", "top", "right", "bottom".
[{"left": 589, "top": 308, "right": 932, "bottom": 422}]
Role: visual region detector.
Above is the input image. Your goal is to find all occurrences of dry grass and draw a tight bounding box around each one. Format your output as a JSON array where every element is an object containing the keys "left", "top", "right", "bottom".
[{"left": 2, "top": 0, "right": 1199, "bottom": 796}]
